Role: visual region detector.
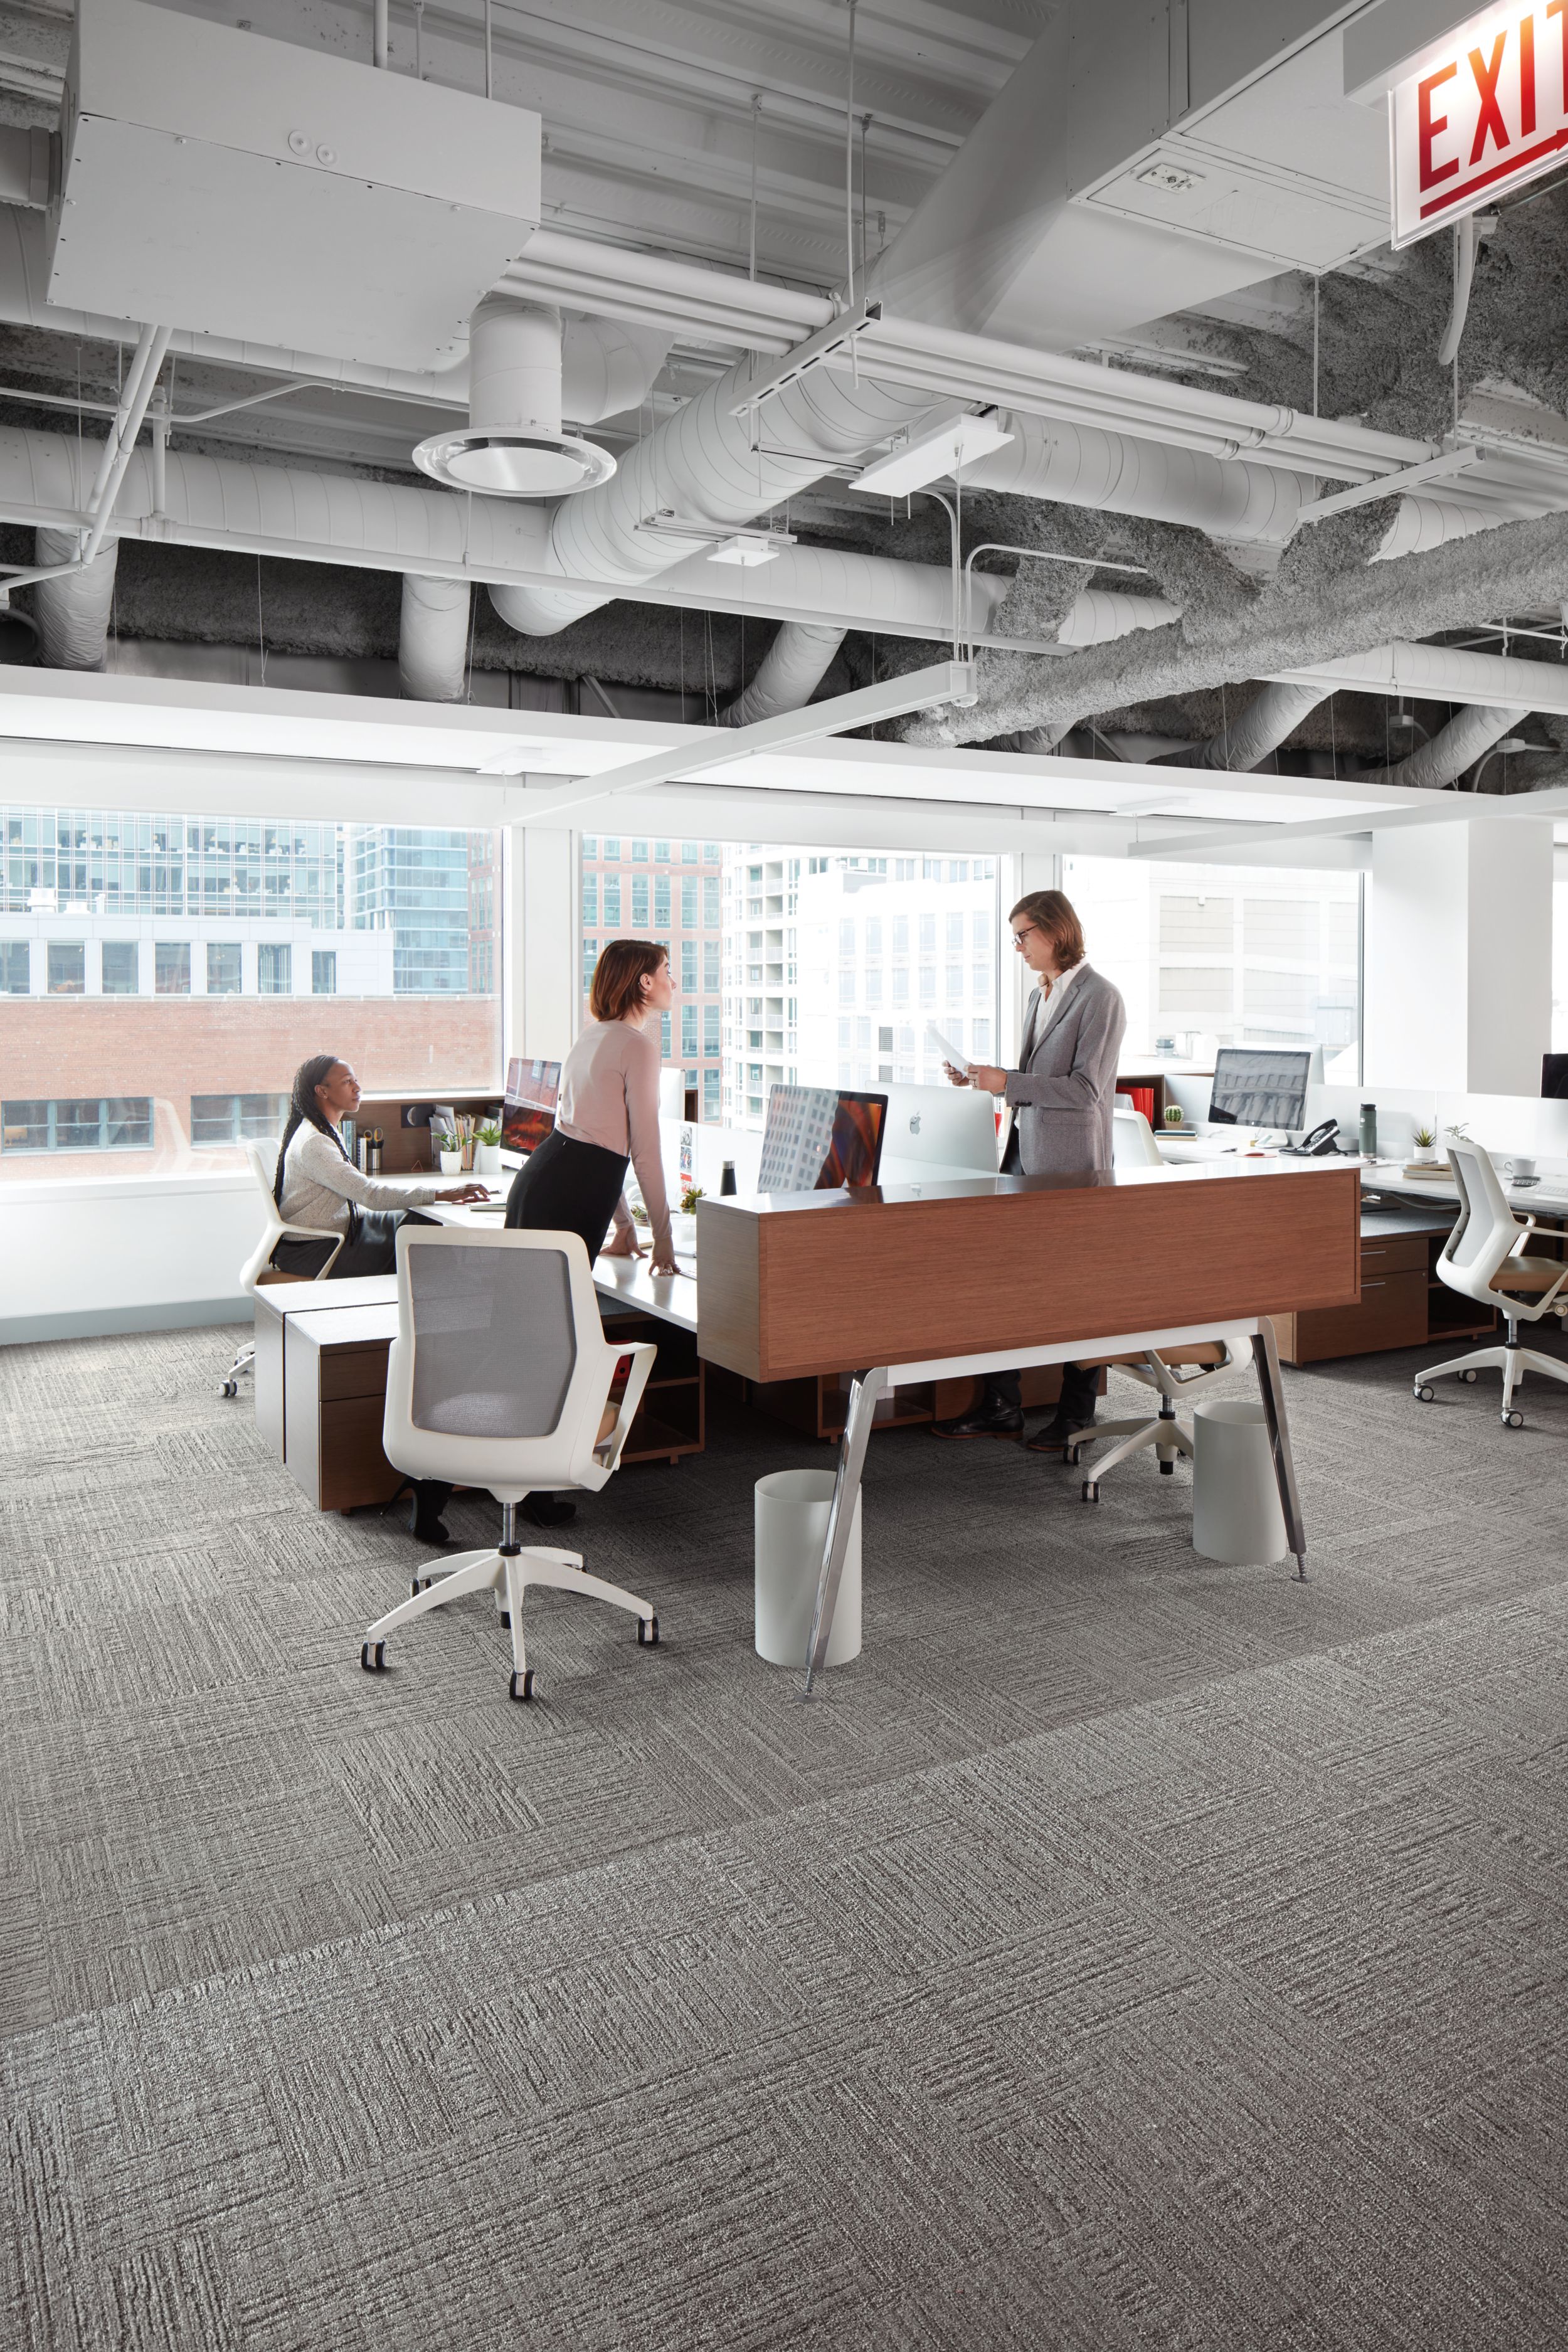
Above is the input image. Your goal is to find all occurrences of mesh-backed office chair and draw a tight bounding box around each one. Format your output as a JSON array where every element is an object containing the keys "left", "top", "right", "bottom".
[
  {"left": 1067, "top": 1106, "right": 1249, "bottom": 1502},
  {"left": 219, "top": 1140, "right": 346, "bottom": 1397},
  {"left": 360, "top": 1226, "right": 659, "bottom": 1703},
  {"left": 1414, "top": 1135, "right": 1568, "bottom": 1427}
]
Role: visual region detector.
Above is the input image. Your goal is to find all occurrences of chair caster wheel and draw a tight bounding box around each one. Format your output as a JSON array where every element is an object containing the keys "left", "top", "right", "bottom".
[
  {"left": 1459, "top": 1368, "right": 1478, "bottom": 1383},
  {"left": 637, "top": 1614, "right": 660, "bottom": 1647},
  {"left": 1158, "top": 1458, "right": 1175, "bottom": 1475},
  {"left": 360, "top": 1641, "right": 385, "bottom": 1673},
  {"left": 409, "top": 1576, "right": 433, "bottom": 1598},
  {"left": 1081, "top": 1481, "right": 1099, "bottom": 1504},
  {"left": 220, "top": 1379, "right": 238, "bottom": 1398},
  {"left": 1064, "top": 1444, "right": 1081, "bottom": 1468},
  {"left": 509, "top": 1668, "right": 534, "bottom": 1702},
  {"left": 1503, "top": 1409, "right": 1525, "bottom": 1428},
  {"left": 1414, "top": 1385, "right": 1435, "bottom": 1402}
]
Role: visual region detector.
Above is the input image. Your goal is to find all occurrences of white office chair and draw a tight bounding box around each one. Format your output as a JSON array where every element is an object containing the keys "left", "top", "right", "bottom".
[
  {"left": 219, "top": 1140, "right": 346, "bottom": 1396},
  {"left": 1069, "top": 1106, "right": 1250, "bottom": 1502},
  {"left": 1414, "top": 1135, "right": 1568, "bottom": 1427},
  {"left": 360, "top": 1225, "right": 660, "bottom": 1703}
]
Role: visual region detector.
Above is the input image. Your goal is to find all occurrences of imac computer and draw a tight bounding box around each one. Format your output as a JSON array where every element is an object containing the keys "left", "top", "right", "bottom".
[
  {"left": 757, "top": 1084, "right": 887, "bottom": 1192},
  {"left": 878, "top": 1083, "right": 1000, "bottom": 1185},
  {"left": 1207, "top": 1047, "right": 1311, "bottom": 1134},
  {"left": 501, "top": 1057, "right": 561, "bottom": 1156}
]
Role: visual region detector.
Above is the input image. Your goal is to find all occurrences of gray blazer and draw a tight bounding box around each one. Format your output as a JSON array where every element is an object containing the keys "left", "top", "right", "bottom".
[{"left": 1000, "top": 964, "right": 1128, "bottom": 1177}]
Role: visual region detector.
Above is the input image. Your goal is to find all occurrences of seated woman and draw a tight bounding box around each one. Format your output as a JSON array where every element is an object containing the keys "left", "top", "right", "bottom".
[{"left": 272, "top": 1052, "right": 485, "bottom": 1280}]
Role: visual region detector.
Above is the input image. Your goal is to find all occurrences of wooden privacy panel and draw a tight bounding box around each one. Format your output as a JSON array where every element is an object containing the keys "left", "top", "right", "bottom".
[{"left": 698, "top": 1165, "right": 1360, "bottom": 1384}]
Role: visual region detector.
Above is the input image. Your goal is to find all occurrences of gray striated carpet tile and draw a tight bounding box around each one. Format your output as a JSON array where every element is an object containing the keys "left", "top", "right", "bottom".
[{"left": 3, "top": 1325, "right": 1567, "bottom": 2351}]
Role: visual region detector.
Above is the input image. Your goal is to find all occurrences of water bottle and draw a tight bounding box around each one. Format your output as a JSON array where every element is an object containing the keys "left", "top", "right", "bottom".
[
  {"left": 719, "top": 1160, "right": 737, "bottom": 1195},
  {"left": 1359, "top": 1103, "right": 1377, "bottom": 1159}
]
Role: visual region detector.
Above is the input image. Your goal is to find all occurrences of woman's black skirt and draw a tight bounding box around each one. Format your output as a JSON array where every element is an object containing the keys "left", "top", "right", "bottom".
[{"left": 504, "top": 1128, "right": 630, "bottom": 1264}]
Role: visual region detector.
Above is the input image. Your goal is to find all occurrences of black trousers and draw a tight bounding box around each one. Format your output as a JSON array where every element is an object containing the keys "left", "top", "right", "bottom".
[
  {"left": 505, "top": 1127, "right": 630, "bottom": 1261},
  {"left": 272, "top": 1205, "right": 440, "bottom": 1280},
  {"left": 986, "top": 1122, "right": 1094, "bottom": 1418}
]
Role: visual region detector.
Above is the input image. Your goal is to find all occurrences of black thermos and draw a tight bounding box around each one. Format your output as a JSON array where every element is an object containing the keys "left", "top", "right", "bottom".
[{"left": 719, "top": 1160, "right": 737, "bottom": 1195}]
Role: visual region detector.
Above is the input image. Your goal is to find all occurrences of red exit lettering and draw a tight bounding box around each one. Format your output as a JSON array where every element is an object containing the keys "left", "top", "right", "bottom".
[{"left": 1419, "top": 61, "right": 1458, "bottom": 187}]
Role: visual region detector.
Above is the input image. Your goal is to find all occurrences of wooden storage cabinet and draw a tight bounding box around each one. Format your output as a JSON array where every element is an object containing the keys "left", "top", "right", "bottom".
[
  {"left": 600, "top": 1308, "right": 705, "bottom": 1465},
  {"left": 284, "top": 1310, "right": 403, "bottom": 1512},
  {"left": 1276, "top": 1224, "right": 1495, "bottom": 1364}
]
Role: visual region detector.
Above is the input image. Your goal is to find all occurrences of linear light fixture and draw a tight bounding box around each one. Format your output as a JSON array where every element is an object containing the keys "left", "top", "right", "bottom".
[
  {"left": 513, "top": 660, "right": 979, "bottom": 823},
  {"left": 853, "top": 410, "right": 1015, "bottom": 497},
  {"left": 474, "top": 743, "right": 550, "bottom": 775},
  {"left": 635, "top": 509, "right": 797, "bottom": 566}
]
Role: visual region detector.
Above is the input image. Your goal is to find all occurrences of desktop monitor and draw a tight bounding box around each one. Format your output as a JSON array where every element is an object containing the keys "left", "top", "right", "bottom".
[
  {"left": 1207, "top": 1046, "right": 1311, "bottom": 1132},
  {"left": 757, "top": 1084, "right": 887, "bottom": 1192},
  {"left": 878, "top": 1083, "right": 1000, "bottom": 1184},
  {"left": 1544, "top": 1054, "right": 1568, "bottom": 1099},
  {"left": 500, "top": 1057, "right": 561, "bottom": 1156}
]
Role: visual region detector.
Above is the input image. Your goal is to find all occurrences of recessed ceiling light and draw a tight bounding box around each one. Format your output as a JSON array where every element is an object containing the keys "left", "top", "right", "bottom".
[{"left": 707, "top": 534, "right": 785, "bottom": 566}]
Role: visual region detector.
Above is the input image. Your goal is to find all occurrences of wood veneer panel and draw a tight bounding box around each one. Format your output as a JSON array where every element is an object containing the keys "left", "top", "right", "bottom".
[
  {"left": 741, "top": 1168, "right": 1359, "bottom": 1383},
  {"left": 695, "top": 1198, "right": 763, "bottom": 1379}
]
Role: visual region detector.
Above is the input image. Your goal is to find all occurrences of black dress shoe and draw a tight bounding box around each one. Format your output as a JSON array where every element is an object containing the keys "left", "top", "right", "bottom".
[
  {"left": 930, "top": 1400, "right": 1025, "bottom": 1439},
  {"left": 405, "top": 1478, "right": 454, "bottom": 1545},
  {"left": 523, "top": 1491, "right": 577, "bottom": 1528},
  {"left": 1025, "top": 1412, "right": 1096, "bottom": 1454}
]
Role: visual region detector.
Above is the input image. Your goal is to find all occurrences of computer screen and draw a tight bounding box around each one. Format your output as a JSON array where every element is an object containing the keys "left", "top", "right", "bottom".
[
  {"left": 1208, "top": 1047, "right": 1311, "bottom": 1131},
  {"left": 877, "top": 1083, "right": 999, "bottom": 1182},
  {"left": 757, "top": 1084, "right": 887, "bottom": 1192},
  {"left": 501, "top": 1057, "right": 561, "bottom": 1156},
  {"left": 1544, "top": 1054, "right": 1568, "bottom": 1099}
]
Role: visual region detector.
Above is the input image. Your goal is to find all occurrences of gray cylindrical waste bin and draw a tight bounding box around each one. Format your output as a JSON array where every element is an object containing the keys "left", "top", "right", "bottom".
[
  {"left": 1192, "top": 1398, "right": 1288, "bottom": 1565},
  {"left": 754, "top": 1469, "right": 862, "bottom": 1668}
]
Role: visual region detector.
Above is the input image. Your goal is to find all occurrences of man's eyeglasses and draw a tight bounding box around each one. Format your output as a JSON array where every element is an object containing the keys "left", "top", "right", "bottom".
[{"left": 1011, "top": 924, "right": 1042, "bottom": 950}]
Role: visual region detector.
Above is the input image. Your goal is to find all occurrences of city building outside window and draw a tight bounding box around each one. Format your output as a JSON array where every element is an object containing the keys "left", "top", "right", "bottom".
[
  {"left": 603, "top": 877, "right": 622, "bottom": 927},
  {"left": 312, "top": 950, "right": 337, "bottom": 996},
  {"left": 576, "top": 836, "right": 725, "bottom": 1116},
  {"left": 206, "top": 942, "right": 242, "bottom": 995},
  {"left": 257, "top": 943, "right": 291, "bottom": 995},
  {"left": 48, "top": 941, "right": 85, "bottom": 995},
  {"left": 632, "top": 876, "right": 649, "bottom": 927},
  {"left": 581, "top": 874, "right": 597, "bottom": 927},
  {"left": 0, "top": 803, "right": 502, "bottom": 1180}
]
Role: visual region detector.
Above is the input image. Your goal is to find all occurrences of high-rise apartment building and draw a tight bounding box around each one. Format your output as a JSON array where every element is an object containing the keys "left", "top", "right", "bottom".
[{"left": 580, "top": 834, "right": 724, "bottom": 1118}]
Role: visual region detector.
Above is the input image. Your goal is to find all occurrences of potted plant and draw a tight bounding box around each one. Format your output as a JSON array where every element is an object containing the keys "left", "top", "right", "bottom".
[
  {"left": 1163, "top": 1104, "right": 1184, "bottom": 1128},
  {"left": 1411, "top": 1122, "right": 1438, "bottom": 1165},
  {"left": 474, "top": 1120, "right": 503, "bottom": 1177},
  {"left": 435, "top": 1130, "right": 464, "bottom": 1176}
]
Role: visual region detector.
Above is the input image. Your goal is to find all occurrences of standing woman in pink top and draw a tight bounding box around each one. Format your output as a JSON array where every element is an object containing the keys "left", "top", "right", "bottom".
[{"left": 504, "top": 936, "right": 684, "bottom": 1276}]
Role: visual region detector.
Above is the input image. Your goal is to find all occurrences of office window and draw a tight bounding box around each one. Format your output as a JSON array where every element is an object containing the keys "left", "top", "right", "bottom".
[
  {"left": 581, "top": 875, "right": 598, "bottom": 927},
  {"left": 866, "top": 971, "right": 883, "bottom": 1005},
  {"left": 919, "top": 914, "right": 936, "bottom": 955},
  {"left": 679, "top": 877, "right": 697, "bottom": 930},
  {"left": 865, "top": 918, "right": 882, "bottom": 956},
  {"left": 654, "top": 840, "right": 670, "bottom": 862},
  {"left": 702, "top": 876, "right": 720, "bottom": 927},
  {"left": 681, "top": 1002, "right": 697, "bottom": 1054},
  {"left": 1, "top": 940, "right": 28, "bottom": 993},
  {"left": 704, "top": 1067, "right": 720, "bottom": 1118},
  {"left": 839, "top": 970, "right": 856, "bottom": 1005},
  {"left": 893, "top": 968, "right": 909, "bottom": 1003},
  {"left": 945, "top": 964, "right": 963, "bottom": 999},
  {"left": 839, "top": 918, "right": 856, "bottom": 958},
  {"left": 660, "top": 1010, "right": 671, "bottom": 1056},
  {"left": 631, "top": 839, "right": 649, "bottom": 862},
  {"left": 919, "top": 968, "right": 936, "bottom": 1003},
  {"left": 257, "top": 943, "right": 291, "bottom": 996},
  {"left": 206, "top": 941, "right": 241, "bottom": 995},
  {"left": 581, "top": 835, "right": 598, "bottom": 858},
  {"left": 48, "top": 941, "right": 85, "bottom": 995},
  {"left": 2, "top": 1097, "right": 154, "bottom": 1154},
  {"left": 630, "top": 876, "right": 649, "bottom": 928},
  {"left": 703, "top": 1003, "right": 720, "bottom": 1053},
  {"left": 973, "top": 912, "right": 990, "bottom": 954},
  {"left": 312, "top": 950, "right": 337, "bottom": 996},
  {"left": 682, "top": 840, "right": 699, "bottom": 863},
  {"left": 703, "top": 939, "right": 720, "bottom": 991},
  {"left": 681, "top": 938, "right": 697, "bottom": 990},
  {"left": 603, "top": 877, "right": 622, "bottom": 927},
  {"left": 655, "top": 877, "right": 671, "bottom": 927},
  {"left": 946, "top": 913, "right": 964, "bottom": 950},
  {"left": 191, "top": 1092, "right": 290, "bottom": 1146},
  {"left": 0, "top": 802, "right": 504, "bottom": 1179}
]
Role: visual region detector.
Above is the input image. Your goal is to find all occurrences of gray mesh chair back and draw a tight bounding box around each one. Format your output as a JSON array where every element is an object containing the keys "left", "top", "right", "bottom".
[
  {"left": 408, "top": 1240, "right": 576, "bottom": 1439},
  {"left": 1440, "top": 1141, "right": 1512, "bottom": 1292}
]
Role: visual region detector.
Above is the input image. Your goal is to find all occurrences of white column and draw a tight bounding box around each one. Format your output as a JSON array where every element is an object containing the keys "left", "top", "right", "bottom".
[
  {"left": 505, "top": 824, "right": 579, "bottom": 1061},
  {"left": 1364, "top": 817, "right": 1553, "bottom": 1096}
]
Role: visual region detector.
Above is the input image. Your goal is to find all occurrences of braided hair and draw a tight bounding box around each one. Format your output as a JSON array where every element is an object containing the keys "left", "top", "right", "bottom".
[{"left": 274, "top": 1052, "right": 351, "bottom": 1205}]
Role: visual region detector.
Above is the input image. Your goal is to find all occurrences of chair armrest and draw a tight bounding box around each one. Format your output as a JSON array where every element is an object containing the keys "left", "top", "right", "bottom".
[
  {"left": 275, "top": 1220, "right": 346, "bottom": 1276},
  {"left": 594, "top": 1342, "right": 658, "bottom": 1473}
]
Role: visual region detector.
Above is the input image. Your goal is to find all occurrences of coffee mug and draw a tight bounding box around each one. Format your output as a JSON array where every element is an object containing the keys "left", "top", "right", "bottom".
[{"left": 1505, "top": 1156, "right": 1538, "bottom": 1182}]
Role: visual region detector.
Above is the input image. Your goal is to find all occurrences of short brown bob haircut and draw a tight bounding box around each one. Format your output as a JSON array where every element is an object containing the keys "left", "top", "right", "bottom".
[
  {"left": 590, "top": 936, "right": 669, "bottom": 1024},
  {"left": 1008, "top": 888, "right": 1086, "bottom": 968}
]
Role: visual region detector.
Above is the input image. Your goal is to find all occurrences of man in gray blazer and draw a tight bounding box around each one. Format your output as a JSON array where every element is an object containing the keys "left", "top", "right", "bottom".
[{"left": 931, "top": 887, "right": 1128, "bottom": 1447}]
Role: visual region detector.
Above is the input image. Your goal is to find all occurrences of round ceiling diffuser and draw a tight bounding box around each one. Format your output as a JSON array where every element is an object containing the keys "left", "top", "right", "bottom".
[{"left": 412, "top": 427, "right": 617, "bottom": 498}]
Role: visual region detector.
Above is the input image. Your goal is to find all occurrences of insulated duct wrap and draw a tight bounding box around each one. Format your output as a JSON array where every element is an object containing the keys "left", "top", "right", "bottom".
[
  {"left": 1357, "top": 703, "right": 1518, "bottom": 789},
  {"left": 399, "top": 575, "right": 471, "bottom": 701},
  {"left": 1156, "top": 680, "right": 1328, "bottom": 772},
  {"left": 33, "top": 526, "right": 117, "bottom": 670},
  {"left": 722, "top": 622, "right": 845, "bottom": 726},
  {"left": 960, "top": 417, "right": 1307, "bottom": 544}
]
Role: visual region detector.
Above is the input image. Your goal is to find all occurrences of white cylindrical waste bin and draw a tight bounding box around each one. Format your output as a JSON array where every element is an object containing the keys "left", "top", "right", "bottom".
[
  {"left": 754, "top": 1469, "right": 862, "bottom": 1668},
  {"left": 1192, "top": 1398, "right": 1288, "bottom": 1565}
]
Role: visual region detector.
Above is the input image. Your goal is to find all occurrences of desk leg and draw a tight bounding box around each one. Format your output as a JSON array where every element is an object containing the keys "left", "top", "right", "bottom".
[
  {"left": 802, "top": 1366, "right": 884, "bottom": 1698},
  {"left": 1251, "top": 1318, "right": 1307, "bottom": 1582}
]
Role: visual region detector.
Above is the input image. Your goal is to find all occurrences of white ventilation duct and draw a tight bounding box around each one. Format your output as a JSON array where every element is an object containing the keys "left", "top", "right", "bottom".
[
  {"left": 960, "top": 416, "right": 1307, "bottom": 545},
  {"left": 722, "top": 623, "right": 845, "bottom": 727},
  {"left": 413, "top": 298, "right": 617, "bottom": 497},
  {"left": 398, "top": 575, "right": 471, "bottom": 702},
  {"left": 33, "top": 527, "right": 118, "bottom": 669},
  {"left": 1155, "top": 681, "right": 1329, "bottom": 773},
  {"left": 1054, "top": 590, "right": 1178, "bottom": 647},
  {"left": 1355, "top": 704, "right": 1518, "bottom": 790},
  {"left": 561, "top": 317, "right": 673, "bottom": 427}
]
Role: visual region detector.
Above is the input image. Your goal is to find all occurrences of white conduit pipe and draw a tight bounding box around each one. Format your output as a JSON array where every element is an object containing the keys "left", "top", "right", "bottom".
[
  {"left": 722, "top": 623, "right": 845, "bottom": 726},
  {"left": 1155, "top": 680, "right": 1329, "bottom": 773},
  {"left": 399, "top": 575, "right": 471, "bottom": 702},
  {"left": 33, "top": 526, "right": 117, "bottom": 669},
  {"left": 1355, "top": 703, "right": 1517, "bottom": 790}
]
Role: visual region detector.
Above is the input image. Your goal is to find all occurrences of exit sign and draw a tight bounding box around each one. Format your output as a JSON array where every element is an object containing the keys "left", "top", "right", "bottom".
[{"left": 1392, "top": 3, "right": 1568, "bottom": 243}]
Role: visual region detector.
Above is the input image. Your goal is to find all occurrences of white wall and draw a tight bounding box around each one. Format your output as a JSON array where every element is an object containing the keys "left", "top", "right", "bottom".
[{"left": 0, "top": 1172, "right": 256, "bottom": 1345}]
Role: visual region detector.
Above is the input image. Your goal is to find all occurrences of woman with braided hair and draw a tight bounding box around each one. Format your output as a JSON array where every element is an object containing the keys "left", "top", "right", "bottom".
[{"left": 272, "top": 1054, "right": 485, "bottom": 1281}]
